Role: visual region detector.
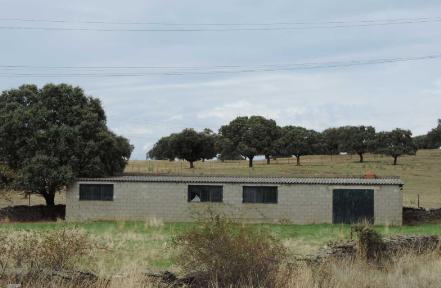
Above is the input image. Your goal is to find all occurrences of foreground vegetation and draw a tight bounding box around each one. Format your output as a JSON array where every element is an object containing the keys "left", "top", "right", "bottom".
[
  {"left": 2, "top": 221, "right": 441, "bottom": 273},
  {"left": 1, "top": 220, "right": 441, "bottom": 287}
]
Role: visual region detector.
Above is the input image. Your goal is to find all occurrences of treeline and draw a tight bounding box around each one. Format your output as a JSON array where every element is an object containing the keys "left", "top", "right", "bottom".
[{"left": 148, "top": 116, "right": 441, "bottom": 168}]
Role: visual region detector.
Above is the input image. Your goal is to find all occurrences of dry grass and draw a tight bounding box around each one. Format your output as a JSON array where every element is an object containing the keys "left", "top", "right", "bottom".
[
  {"left": 0, "top": 220, "right": 441, "bottom": 288},
  {"left": 3, "top": 254, "right": 441, "bottom": 288},
  {"left": 0, "top": 228, "right": 98, "bottom": 273},
  {"left": 288, "top": 253, "right": 441, "bottom": 288},
  {"left": 127, "top": 149, "right": 441, "bottom": 208}
]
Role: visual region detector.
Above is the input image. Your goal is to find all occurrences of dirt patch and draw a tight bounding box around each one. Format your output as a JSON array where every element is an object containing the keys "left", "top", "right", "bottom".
[
  {"left": 403, "top": 207, "right": 441, "bottom": 224},
  {"left": 0, "top": 205, "right": 65, "bottom": 222}
]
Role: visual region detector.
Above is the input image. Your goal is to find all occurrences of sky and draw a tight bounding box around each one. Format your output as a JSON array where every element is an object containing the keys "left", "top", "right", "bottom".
[{"left": 1, "top": 0, "right": 441, "bottom": 159}]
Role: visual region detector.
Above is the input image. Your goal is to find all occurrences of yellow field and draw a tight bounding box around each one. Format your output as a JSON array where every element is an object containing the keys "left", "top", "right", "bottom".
[{"left": 126, "top": 149, "right": 441, "bottom": 208}]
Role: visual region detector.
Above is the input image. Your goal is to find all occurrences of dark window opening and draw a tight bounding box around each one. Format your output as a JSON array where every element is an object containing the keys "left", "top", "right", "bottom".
[
  {"left": 243, "top": 186, "right": 278, "bottom": 203},
  {"left": 188, "top": 185, "right": 223, "bottom": 203},
  {"left": 79, "top": 184, "right": 114, "bottom": 201}
]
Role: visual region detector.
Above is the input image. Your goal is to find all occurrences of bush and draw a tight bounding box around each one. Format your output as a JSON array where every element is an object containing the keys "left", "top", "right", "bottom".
[
  {"left": 352, "top": 223, "right": 386, "bottom": 263},
  {"left": 173, "top": 214, "right": 286, "bottom": 287},
  {"left": 0, "top": 228, "right": 97, "bottom": 274}
]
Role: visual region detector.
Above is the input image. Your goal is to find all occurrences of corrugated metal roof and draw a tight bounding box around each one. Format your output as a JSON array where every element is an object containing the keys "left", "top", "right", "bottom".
[{"left": 76, "top": 175, "right": 403, "bottom": 185}]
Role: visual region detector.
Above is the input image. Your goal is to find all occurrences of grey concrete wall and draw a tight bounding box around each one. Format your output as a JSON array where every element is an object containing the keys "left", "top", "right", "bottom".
[{"left": 66, "top": 181, "right": 402, "bottom": 225}]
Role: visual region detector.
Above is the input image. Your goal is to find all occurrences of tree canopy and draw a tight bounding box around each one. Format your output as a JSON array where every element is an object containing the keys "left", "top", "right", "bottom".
[
  {"left": 200, "top": 129, "right": 219, "bottom": 162},
  {"left": 375, "top": 129, "right": 416, "bottom": 165},
  {"left": 0, "top": 84, "right": 133, "bottom": 206},
  {"left": 321, "top": 128, "right": 344, "bottom": 155},
  {"left": 219, "top": 116, "right": 279, "bottom": 167},
  {"left": 425, "top": 119, "right": 441, "bottom": 149},
  {"left": 146, "top": 116, "right": 441, "bottom": 168},
  {"left": 147, "top": 135, "right": 175, "bottom": 161},
  {"left": 276, "top": 126, "right": 320, "bottom": 165},
  {"left": 339, "top": 126, "right": 376, "bottom": 163},
  {"left": 216, "top": 137, "right": 244, "bottom": 161},
  {"left": 149, "top": 128, "right": 217, "bottom": 168}
]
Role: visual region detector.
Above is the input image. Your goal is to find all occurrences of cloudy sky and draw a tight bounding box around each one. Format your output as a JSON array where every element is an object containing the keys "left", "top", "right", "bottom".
[{"left": 1, "top": 0, "right": 441, "bottom": 159}]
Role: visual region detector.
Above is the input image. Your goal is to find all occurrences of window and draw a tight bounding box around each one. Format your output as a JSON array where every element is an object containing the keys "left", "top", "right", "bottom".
[
  {"left": 243, "top": 186, "right": 278, "bottom": 203},
  {"left": 188, "top": 185, "right": 223, "bottom": 202},
  {"left": 79, "top": 184, "right": 114, "bottom": 201}
]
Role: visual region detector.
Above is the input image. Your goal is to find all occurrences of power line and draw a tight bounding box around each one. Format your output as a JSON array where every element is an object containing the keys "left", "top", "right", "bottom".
[
  {"left": 0, "top": 16, "right": 440, "bottom": 26},
  {"left": 0, "top": 54, "right": 439, "bottom": 78},
  {"left": 0, "top": 17, "right": 440, "bottom": 32}
]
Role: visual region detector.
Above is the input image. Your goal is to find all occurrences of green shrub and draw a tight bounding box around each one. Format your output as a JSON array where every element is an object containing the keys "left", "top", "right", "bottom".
[{"left": 173, "top": 214, "right": 286, "bottom": 287}]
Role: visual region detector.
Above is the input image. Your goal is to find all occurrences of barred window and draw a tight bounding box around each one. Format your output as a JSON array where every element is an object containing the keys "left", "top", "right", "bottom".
[
  {"left": 243, "top": 186, "right": 278, "bottom": 204},
  {"left": 79, "top": 184, "right": 114, "bottom": 201},
  {"left": 188, "top": 185, "right": 223, "bottom": 203}
]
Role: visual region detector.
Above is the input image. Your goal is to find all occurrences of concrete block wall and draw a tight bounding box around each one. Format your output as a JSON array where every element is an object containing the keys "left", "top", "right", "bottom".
[{"left": 66, "top": 181, "right": 402, "bottom": 225}]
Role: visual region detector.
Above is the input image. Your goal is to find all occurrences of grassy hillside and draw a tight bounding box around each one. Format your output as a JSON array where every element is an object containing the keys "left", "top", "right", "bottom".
[
  {"left": 2, "top": 149, "right": 440, "bottom": 208},
  {"left": 126, "top": 149, "right": 441, "bottom": 208}
]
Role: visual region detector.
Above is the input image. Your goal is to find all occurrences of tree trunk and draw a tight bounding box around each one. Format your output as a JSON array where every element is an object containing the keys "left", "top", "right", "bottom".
[
  {"left": 296, "top": 155, "right": 301, "bottom": 166},
  {"left": 248, "top": 156, "right": 254, "bottom": 168},
  {"left": 393, "top": 156, "right": 398, "bottom": 165},
  {"left": 265, "top": 155, "right": 270, "bottom": 165},
  {"left": 358, "top": 153, "right": 364, "bottom": 163},
  {"left": 43, "top": 192, "right": 55, "bottom": 208},
  {"left": 189, "top": 161, "right": 194, "bottom": 168}
]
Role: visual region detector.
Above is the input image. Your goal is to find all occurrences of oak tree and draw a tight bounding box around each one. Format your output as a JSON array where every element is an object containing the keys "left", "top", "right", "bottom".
[
  {"left": 339, "top": 126, "right": 376, "bottom": 163},
  {"left": 0, "top": 84, "right": 133, "bottom": 206},
  {"left": 276, "top": 126, "right": 320, "bottom": 166},
  {"left": 376, "top": 129, "right": 416, "bottom": 165},
  {"left": 219, "top": 116, "right": 279, "bottom": 167}
]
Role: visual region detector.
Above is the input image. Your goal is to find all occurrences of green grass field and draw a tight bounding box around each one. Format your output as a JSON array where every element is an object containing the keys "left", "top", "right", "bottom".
[
  {"left": 127, "top": 149, "right": 441, "bottom": 208},
  {"left": 2, "top": 221, "right": 441, "bottom": 273}
]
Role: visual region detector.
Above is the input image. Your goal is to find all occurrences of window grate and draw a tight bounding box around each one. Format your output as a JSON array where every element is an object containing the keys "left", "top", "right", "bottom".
[
  {"left": 243, "top": 186, "right": 278, "bottom": 203},
  {"left": 79, "top": 184, "right": 114, "bottom": 201},
  {"left": 188, "top": 185, "right": 223, "bottom": 203}
]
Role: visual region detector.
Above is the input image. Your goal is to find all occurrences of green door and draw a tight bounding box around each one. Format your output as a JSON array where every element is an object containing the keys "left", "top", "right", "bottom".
[{"left": 333, "top": 189, "right": 374, "bottom": 224}]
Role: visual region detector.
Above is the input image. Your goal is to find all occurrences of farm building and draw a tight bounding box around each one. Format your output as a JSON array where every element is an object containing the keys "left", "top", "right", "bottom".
[{"left": 66, "top": 175, "right": 403, "bottom": 225}]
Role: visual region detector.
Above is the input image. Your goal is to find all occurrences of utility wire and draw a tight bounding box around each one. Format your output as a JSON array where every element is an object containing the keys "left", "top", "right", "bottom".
[
  {"left": 0, "top": 16, "right": 440, "bottom": 26},
  {"left": 0, "top": 17, "right": 440, "bottom": 32},
  {"left": 0, "top": 54, "right": 440, "bottom": 77}
]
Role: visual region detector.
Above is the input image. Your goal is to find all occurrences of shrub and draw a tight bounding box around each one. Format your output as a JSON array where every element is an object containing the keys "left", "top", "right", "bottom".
[
  {"left": 0, "top": 228, "right": 97, "bottom": 274},
  {"left": 173, "top": 214, "right": 286, "bottom": 287},
  {"left": 352, "top": 223, "right": 386, "bottom": 263}
]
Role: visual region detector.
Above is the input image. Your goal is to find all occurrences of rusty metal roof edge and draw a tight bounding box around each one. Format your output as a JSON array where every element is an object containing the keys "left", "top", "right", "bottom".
[{"left": 76, "top": 175, "right": 403, "bottom": 185}]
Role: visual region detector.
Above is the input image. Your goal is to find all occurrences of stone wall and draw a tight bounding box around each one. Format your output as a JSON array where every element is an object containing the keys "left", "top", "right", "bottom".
[
  {"left": 0, "top": 205, "right": 65, "bottom": 222},
  {"left": 403, "top": 207, "right": 441, "bottom": 224},
  {"left": 66, "top": 181, "right": 402, "bottom": 225}
]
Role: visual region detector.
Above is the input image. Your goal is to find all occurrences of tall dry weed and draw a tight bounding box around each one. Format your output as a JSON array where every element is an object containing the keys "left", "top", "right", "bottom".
[
  {"left": 0, "top": 228, "right": 97, "bottom": 273},
  {"left": 173, "top": 214, "right": 286, "bottom": 287}
]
